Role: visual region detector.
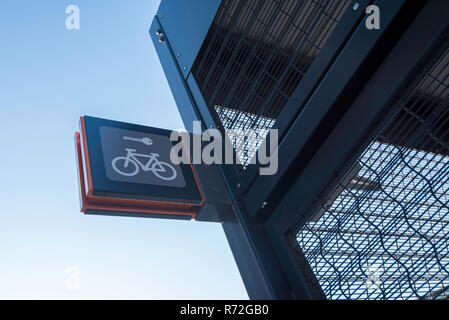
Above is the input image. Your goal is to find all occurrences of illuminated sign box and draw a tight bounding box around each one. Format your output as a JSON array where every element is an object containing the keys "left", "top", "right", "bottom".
[{"left": 75, "top": 116, "right": 204, "bottom": 220}]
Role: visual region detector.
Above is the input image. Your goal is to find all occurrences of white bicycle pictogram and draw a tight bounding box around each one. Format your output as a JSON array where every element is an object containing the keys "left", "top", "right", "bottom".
[{"left": 111, "top": 136, "right": 177, "bottom": 181}]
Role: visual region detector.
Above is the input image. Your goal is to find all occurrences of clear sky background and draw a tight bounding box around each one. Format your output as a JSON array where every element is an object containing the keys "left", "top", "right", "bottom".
[{"left": 0, "top": 0, "right": 248, "bottom": 299}]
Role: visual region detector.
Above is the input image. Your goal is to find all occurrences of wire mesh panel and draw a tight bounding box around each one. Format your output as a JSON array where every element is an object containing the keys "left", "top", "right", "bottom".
[
  {"left": 192, "top": 0, "right": 352, "bottom": 168},
  {"left": 296, "top": 45, "right": 449, "bottom": 300},
  {"left": 214, "top": 106, "right": 276, "bottom": 166}
]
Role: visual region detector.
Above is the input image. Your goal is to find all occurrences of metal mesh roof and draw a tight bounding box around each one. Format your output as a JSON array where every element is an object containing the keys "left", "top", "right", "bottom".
[{"left": 192, "top": 0, "right": 351, "bottom": 168}]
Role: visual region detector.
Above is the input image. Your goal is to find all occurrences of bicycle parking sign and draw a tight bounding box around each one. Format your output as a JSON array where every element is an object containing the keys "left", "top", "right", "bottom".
[
  {"left": 100, "top": 126, "right": 186, "bottom": 188},
  {"left": 75, "top": 116, "right": 204, "bottom": 219}
]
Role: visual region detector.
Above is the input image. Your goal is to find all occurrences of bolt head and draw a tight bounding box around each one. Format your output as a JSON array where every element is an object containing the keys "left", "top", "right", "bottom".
[
  {"left": 353, "top": 2, "right": 359, "bottom": 10},
  {"left": 159, "top": 36, "right": 165, "bottom": 43}
]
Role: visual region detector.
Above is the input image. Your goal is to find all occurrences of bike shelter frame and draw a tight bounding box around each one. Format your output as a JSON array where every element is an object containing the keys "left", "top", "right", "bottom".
[{"left": 151, "top": 0, "right": 449, "bottom": 299}]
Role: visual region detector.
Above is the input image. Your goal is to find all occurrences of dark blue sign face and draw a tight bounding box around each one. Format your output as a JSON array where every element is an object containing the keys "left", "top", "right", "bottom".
[
  {"left": 82, "top": 116, "right": 203, "bottom": 204},
  {"left": 100, "top": 127, "right": 186, "bottom": 188}
]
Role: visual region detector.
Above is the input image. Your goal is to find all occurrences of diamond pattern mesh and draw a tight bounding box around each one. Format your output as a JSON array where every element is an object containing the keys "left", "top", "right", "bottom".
[{"left": 296, "top": 45, "right": 449, "bottom": 300}]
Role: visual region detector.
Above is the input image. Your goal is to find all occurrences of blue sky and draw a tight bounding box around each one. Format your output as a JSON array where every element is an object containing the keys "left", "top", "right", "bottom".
[{"left": 0, "top": 0, "right": 247, "bottom": 299}]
